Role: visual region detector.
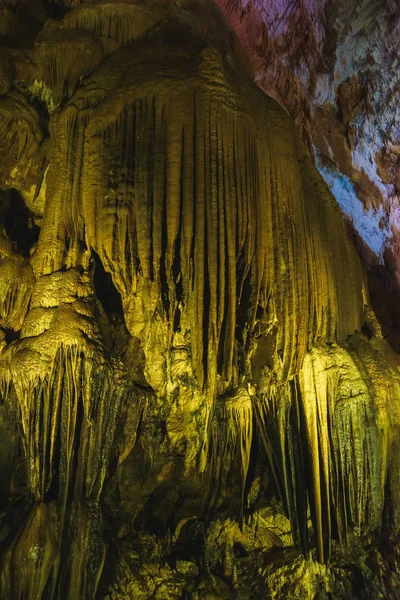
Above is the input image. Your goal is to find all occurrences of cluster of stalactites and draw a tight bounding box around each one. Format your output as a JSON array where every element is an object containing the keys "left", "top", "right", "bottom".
[
  {"left": 8, "top": 3, "right": 168, "bottom": 116},
  {"left": 8, "top": 344, "right": 127, "bottom": 502},
  {"left": 205, "top": 387, "right": 253, "bottom": 516},
  {"left": 74, "top": 44, "right": 364, "bottom": 393},
  {"left": 255, "top": 328, "right": 400, "bottom": 563},
  {"left": 0, "top": 267, "right": 133, "bottom": 504},
  {"left": 0, "top": 254, "right": 34, "bottom": 332},
  {"left": 0, "top": 261, "right": 146, "bottom": 597},
  {"left": 62, "top": 2, "right": 164, "bottom": 48},
  {"left": 29, "top": 25, "right": 105, "bottom": 108},
  {"left": 0, "top": 3, "right": 399, "bottom": 584},
  {"left": 21, "top": 24, "right": 371, "bottom": 564},
  {"left": 0, "top": 91, "right": 43, "bottom": 195},
  {"left": 23, "top": 8, "right": 364, "bottom": 393}
]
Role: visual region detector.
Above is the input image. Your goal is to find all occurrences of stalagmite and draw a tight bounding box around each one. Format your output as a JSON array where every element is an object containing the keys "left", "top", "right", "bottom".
[{"left": 0, "top": 1, "right": 399, "bottom": 598}]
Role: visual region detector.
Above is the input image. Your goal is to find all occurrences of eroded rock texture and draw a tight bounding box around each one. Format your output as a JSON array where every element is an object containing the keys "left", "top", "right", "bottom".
[
  {"left": 0, "top": 1, "right": 400, "bottom": 599},
  {"left": 217, "top": 0, "right": 400, "bottom": 297}
]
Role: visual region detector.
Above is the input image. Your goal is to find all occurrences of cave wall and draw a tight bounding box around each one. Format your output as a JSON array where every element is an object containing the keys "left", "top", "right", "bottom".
[
  {"left": 0, "top": 1, "right": 400, "bottom": 599},
  {"left": 216, "top": 0, "right": 400, "bottom": 276}
]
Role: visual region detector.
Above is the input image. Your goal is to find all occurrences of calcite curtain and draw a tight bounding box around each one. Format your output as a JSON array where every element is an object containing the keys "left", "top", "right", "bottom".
[{"left": 0, "top": 1, "right": 399, "bottom": 598}]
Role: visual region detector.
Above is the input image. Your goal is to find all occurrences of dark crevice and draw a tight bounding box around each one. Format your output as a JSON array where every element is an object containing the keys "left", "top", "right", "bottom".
[
  {"left": 367, "top": 264, "right": 400, "bottom": 353},
  {"left": 236, "top": 254, "right": 252, "bottom": 318},
  {"left": 173, "top": 306, "right": 181, "bottom": 333},
  {"left": 92, "top": 251, "right": 124, "bottom": 319},
  {"left": 4, "top": 189, "right": 40, "bottom": 257},
  {"left": 361, "top": 321, "right": 373, "bottom": 340},
  {"left": 29, "top": 96, "right": 50, "bottom": 138},
  {"left": 216, "top": 121, "right": 224, "bottom": 376},
  {"left": 43, "top": 1, "right": 68, "bottom": 20},
  {"left": 190, "top": 92, "right": 197, "bottom": 292},
  {"left": 160, "top": 153, "right": 170, "bottom": 318},
  {"left": 233, "top": 542, "right": 249, "bottom": 558},
  {"left": 243, "top": 412, "right": 259, "bottom": 509},
  {"left": 45, "top": 354, "right": 65, "bottom": 503},
  {"left": 217, "top": 193, "right": 230, "bottom": 376},
  {"left": 5, "top": 2, "right": 46, "bottom": 49},
  {"left": 171, "top": 129, "right": 185, "bottom": 333},
  {"left": 4, "top": 329, "right": 20, "bottom": 345},
  {"left": 149, "top": 96, "right": 156, "bottom": 282},
  {"left": 203, "top": 204, "right": 210, "bottom": 385},
  {"left": 70, "top": 397, "right": 85, "bottom": 502}
]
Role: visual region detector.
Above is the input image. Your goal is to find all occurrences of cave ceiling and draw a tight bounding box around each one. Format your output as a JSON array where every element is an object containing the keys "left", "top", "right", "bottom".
[{"left": 0, "top": 1, "right": 400, "bottom": 599}]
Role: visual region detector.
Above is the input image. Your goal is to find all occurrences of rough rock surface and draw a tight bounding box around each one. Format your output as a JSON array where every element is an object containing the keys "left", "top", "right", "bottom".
[
  {"left": 0, "top": 1, "right": 399, "bottom": 599},
  {"left": 216, "top": 0, "right": 400, "bottom": 280}
]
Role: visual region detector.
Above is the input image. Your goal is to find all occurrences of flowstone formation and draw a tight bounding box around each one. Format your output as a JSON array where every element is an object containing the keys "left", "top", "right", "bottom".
[{"left": 0, "top": 1, "right": 400, "bottom": 598}]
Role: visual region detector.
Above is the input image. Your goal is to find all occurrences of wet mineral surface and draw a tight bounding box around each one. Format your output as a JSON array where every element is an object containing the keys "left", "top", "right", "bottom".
[{"left": 0, "top": 1, "right": 400, "bottom": 598}]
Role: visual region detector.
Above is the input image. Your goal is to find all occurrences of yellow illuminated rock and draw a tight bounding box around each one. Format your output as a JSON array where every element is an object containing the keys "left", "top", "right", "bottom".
[{"left": 0, "top": 1, "right": 399, "bottom": 598}]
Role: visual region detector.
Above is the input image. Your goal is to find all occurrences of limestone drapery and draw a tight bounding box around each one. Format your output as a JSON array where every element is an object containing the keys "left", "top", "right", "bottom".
[{"left": 0, "top": 2, "right": 399, "bottom": 597}]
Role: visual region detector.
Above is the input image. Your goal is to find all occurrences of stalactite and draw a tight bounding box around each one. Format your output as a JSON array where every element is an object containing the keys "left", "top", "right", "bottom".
[
  {"left": 255, "top": 328, "right": 400, "bottom": 564},
  {"left": 0, "top": 91, "right": 43, "bottom": 197},
  {"left": 0, "top": 503, "right": 60, "bottom": 600},
  {"left": 29, "top": 26, "right": 105, "bottom": 108},
  {"left": 0, "top": 254, "right": 34, "bottom": 332},
  {"left": 254, "top": 380, "right": 309, "bottom": 554},
  {"left": 46, "top": 37, "right": 373, "bottom": 564},
  {"left": 206, "top": 388, "right": 253, "bottom": 515},
  {"left": 0, "top": 265, "right": 146, "bottom": 598},
  {"left": 32, "top": 103, "right": 91, "bottom": 276},
  {"left": 0, "top": 501, "right": 107, "bottom": 600},
  {"left": 63, "top": 3, "right": 162, "bottom": 48},
  {"left": 76, "top": 39, "right": 365, "bottom": 398},
  {"left": 1, "top": 4, "right": 400, "bottom": 596},
  {"left": 1, "top": 268, "right": 133, "bottom": 501}
]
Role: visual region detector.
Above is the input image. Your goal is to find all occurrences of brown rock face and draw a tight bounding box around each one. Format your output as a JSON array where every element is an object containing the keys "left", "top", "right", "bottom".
[
  {"left": 0, "top": 1, "right": 400, "bottom": 598},
  {"left": 217, "top": 0, "right": 400, "bottom": 286}
]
